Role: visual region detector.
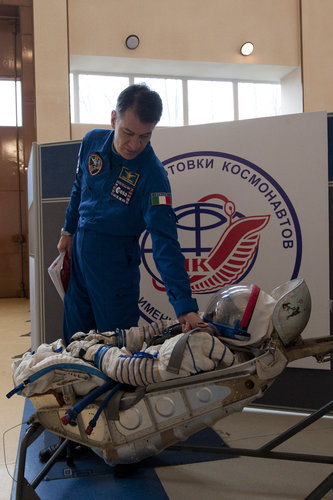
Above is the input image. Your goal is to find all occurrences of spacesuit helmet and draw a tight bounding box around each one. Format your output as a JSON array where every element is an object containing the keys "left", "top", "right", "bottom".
[
  {"left": 270, "top": 278, "right": 311, "bottom": 346},
  {"left": 203, "top": 283, "right": 276, "bottom": 346}
]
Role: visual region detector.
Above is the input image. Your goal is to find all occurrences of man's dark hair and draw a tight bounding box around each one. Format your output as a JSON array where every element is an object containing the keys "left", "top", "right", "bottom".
[{"left": 116, "top": 84, "right": 163, "bottom": 124}]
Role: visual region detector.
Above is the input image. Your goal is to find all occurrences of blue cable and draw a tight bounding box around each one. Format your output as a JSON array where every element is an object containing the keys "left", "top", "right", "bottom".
[
  {"left": 61, "top": 379, "right": 116, "bottom": 426},
  {"left": 86, "top": 383, "right": 122, "bottom": 435}
]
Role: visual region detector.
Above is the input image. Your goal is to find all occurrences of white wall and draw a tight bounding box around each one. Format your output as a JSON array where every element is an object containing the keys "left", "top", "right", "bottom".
[{"left": 281, "top": 68, "right": 303, "bottom": 115}]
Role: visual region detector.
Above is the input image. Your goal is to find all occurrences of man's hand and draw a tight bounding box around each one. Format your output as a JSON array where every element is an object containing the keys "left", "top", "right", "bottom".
[
  {"left": 178, "top": 311, "right": 202, "bottom": 332},
  {"left": 57, "top": 234, "right": 73, "bottom": 255}
]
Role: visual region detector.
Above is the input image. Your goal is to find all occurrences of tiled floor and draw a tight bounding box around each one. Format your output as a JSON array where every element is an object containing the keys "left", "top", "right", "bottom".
[
  {"left": 158, "top": 409, "right": 333, "bottom": 500},
  {"left": 0, "top": 298, "right": 31, "bottom": 500},
  {"left": 1, "top": 298, "right": 332, "bottom": 499}
]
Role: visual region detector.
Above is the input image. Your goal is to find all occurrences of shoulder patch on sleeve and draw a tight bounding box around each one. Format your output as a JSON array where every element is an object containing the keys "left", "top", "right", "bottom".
[{"left": 151, "top": 193, "right": 172, "bottom": 206}]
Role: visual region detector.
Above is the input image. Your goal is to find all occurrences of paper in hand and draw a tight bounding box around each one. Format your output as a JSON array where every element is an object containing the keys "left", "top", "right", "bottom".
[{"left": 48, "top": 252, "right": 71, "bottom": 301}]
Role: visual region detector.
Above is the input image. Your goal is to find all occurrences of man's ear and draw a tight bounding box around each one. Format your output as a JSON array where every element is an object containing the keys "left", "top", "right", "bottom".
[{"left": 111, "top": 110, "right": 116, "bottom": 129}]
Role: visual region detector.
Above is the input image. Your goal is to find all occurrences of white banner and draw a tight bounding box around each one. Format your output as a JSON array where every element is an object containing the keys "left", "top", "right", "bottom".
[{"left": 139, "top": 112, "right": 329, "bottom": 368}]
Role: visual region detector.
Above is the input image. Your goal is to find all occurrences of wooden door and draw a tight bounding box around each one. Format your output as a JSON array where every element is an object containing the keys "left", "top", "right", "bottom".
[{"left": 0, "top": 8, "right": 27, "bottom": 297}]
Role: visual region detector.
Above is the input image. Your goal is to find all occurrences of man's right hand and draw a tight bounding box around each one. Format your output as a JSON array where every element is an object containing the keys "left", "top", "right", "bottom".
[{"left": 57, "top": 234, "right": 73, "bottom": 255}]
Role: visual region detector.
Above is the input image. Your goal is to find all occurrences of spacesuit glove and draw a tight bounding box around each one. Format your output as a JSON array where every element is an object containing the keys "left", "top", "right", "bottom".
[
  {"left": 66, "top": 338, "right": 101, "bottom": 358},
  {"left": 138, "top": 319, "right": 179, "bottom": 345},
  {"left": 71, "top": 330, "right": 114, "bottom": 341},
  {"left": 70, "top": 330, "right": 96, "bottom": 342},
  {"left": 70, "top": 330, "right": 117, "bottom": 344},
  {"left": 81, "top": 343, "right": 100, "bottom": 362}
]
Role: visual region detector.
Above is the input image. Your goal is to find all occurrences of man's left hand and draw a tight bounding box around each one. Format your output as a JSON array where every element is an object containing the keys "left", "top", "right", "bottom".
[{"left": 178, "top": 311, "right": 203, "bottom": 332}]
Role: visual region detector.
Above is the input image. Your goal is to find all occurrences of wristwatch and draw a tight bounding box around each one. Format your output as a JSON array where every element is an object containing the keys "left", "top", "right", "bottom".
[{"left": 60, "top": 228, "right": 72, "bottom": 237}]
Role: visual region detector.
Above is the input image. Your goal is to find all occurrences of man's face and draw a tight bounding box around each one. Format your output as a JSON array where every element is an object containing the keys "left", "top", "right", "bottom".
[{"left": 111, "top": 108, "right": 156, "bottom": 160}]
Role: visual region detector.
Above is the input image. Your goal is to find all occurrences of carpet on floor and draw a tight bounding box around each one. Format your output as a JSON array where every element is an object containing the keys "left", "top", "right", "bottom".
[{"left": 11, "top": 396, "right": 231, "bottom": 500}]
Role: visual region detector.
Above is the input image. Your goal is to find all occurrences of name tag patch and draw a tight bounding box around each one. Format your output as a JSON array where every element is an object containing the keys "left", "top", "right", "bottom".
[{"left": 111, "top": 180, "right": 134, "bottom": 205}]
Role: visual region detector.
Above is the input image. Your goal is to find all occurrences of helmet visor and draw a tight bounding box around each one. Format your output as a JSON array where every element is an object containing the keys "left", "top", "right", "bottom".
[{"left": 203, "top": 284, "right": 260, "bottom": 341}]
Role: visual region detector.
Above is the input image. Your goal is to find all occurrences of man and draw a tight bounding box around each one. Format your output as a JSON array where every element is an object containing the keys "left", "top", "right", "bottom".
[{"left": 58, "top": 84, "right": 201, "bottom": 346}]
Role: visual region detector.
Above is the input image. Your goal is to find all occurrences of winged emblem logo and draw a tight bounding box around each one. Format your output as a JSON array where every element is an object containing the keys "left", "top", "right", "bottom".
[
  {"left": 119, "top": 167, "right": 140, "bottom": 186},
  {"left": 152, "top": 194, "right": 270, "bottom": 294}
]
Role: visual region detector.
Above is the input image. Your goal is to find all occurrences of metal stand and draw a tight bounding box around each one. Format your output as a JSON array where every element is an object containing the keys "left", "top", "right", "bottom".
[
  {"left": 169, "top": 399, "right": 333, "bottom": 500},
  {"left": 15, "top": 423, "right": 70, "bottom": 500},
  {"left": 14, "top": 402, "right": 333, "bottom": 500}
]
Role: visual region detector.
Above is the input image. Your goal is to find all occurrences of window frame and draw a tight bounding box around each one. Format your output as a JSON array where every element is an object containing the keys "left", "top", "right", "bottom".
[{"left": 70, "top": 70, "right": 281, "bottom": 126}]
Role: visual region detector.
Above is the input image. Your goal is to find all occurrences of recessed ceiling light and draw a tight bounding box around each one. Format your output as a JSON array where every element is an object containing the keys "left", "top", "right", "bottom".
[{"left": 240, "top": 42, "right": 254, "bottom": 56}]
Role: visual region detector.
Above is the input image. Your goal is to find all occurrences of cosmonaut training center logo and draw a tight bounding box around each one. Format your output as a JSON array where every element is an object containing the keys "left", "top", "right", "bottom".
[{"left": 139, "top": 151, "right": 302, "bottom": 322}]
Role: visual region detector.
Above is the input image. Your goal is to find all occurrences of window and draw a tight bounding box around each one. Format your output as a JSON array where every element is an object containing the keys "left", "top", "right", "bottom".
[
  {"left": 0, "top": 79, "right": 22, "bottom": 126},
  {"left": 70, "top": 72, "right": 281, "bottom": 127},
  {"left": 238, "top": 82, "right": 281, "bottom": 120},
  {"left": 188, "top": 80, "right": 234, "bottom": 125},
  {"left": 72, "top": 74, "right": 129, "bottom": 123},
  {"left": 134, "top": 76, "right": 183, "bottom": 127}
]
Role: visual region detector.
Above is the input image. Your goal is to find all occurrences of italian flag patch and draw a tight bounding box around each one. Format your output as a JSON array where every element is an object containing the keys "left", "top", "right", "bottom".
[{"left": 151, "top": 192, "right": 172, "bottom": 206}]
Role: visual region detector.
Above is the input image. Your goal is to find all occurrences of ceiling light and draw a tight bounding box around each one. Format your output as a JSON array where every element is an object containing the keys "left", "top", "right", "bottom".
[
  {"left": 240, "top": 42, "right": 254, "bottom": 56},
  {"left": 125, "top": 35, "right": 140, "bottom": 50}
]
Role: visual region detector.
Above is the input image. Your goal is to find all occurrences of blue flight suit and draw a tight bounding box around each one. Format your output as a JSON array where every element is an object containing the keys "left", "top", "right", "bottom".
[{"left": 62, "top": 129, "right": 198, "bottom": 345}]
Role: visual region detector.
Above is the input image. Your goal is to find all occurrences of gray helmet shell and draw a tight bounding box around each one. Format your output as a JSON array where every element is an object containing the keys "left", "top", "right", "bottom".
[{"left": 270, "top": 278, "right": 311, "bottom": 346}]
